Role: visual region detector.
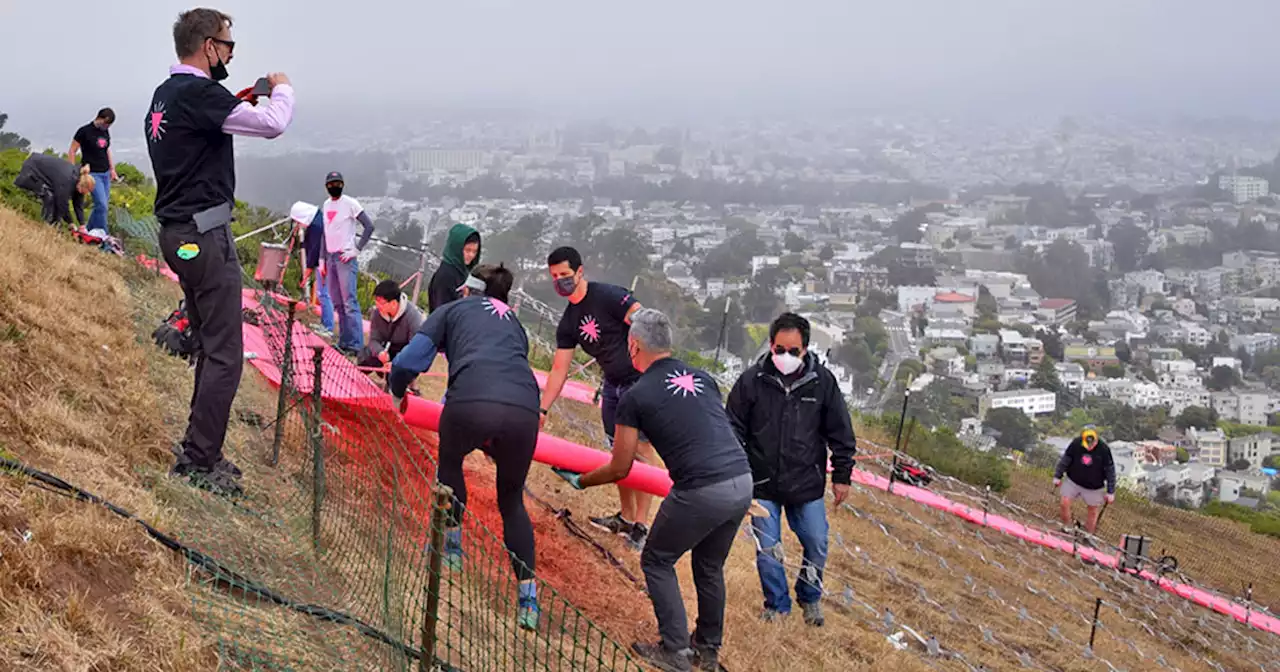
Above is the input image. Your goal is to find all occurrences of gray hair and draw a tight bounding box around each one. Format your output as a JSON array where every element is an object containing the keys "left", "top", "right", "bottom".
[{"left": 630, "top": 308, "right": 673, "bottom": 353}]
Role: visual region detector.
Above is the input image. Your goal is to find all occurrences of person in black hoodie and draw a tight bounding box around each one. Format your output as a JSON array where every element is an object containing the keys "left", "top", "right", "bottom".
[
  {"left": 725, "top": 312, "right": 857, "bottom": 628},
  {"left": 13, "top": 153, "right": 94, "bottom": 228},
  {"left": 426, "top": 223, "right": 481, "bottom": 313},
  {"left": 1054, "top": 425, "right": 1116, "bottom": 534}
]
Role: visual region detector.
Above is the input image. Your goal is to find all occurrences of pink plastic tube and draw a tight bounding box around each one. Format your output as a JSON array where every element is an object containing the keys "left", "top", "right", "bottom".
[{"left": 847, "top": 469, "right": 1280, "bottom": 636}]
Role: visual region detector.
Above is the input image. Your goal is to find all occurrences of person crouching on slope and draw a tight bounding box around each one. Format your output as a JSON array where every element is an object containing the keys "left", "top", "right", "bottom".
[
  {"left": 560, "top": 309, "right": 753, "bottom": 672},
  {"left": 1054, "top": 425, "right": 1116, "bottom": 536},
  {"left": 13, "top": 153, "right": 94, "bottom": 229},
  {"left": 726, "top": 312, "right": 857, "bottom": 628},
  {"left": 358, "top": 279, "right": 424, "bottom": 382},
  {"left": 426, "top": 223, "right": 481, "bottom": 313},
  {"left": 387, "top": 264, "right": 542, "bottom": 630}
]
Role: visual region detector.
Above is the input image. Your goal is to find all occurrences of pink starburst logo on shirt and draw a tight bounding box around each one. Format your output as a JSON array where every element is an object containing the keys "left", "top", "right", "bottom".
[
  {"left": 579, "top": 316, "right": 600, "bottom": 342},
  {"left": 665, "top": 370, "right": 703, "bottom": 397},
  {"left": 147, "top": 102, "right": 167, "bottom": 142},
  {"left": 1081, "top": 454, "right": 1093, "bottom": 466},
  {"left": 96, "top": 138, "right": 107, "bottom": 148},
  {"left": 485, "top": 298, "right": 513, "bottom": 320}
]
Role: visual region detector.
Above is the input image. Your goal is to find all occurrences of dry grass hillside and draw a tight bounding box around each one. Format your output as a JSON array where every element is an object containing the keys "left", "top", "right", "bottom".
[{"left": 1, "top": 204, "right": 1278, "bottom": 672}]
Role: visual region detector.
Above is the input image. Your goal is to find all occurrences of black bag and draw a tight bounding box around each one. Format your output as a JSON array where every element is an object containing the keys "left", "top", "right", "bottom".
[{"left": 153, "top": 300, "right": 197, "bottom": 360}]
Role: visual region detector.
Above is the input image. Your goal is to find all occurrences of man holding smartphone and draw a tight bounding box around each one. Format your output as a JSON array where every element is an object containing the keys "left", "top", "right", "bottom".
[{"left": 147, "top": 8, "right": 294, "bottom": 497}]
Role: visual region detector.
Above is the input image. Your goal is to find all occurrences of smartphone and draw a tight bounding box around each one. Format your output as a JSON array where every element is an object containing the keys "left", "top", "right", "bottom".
[{"left": 250, "top": 77, "right": 272, "bottom": 97}]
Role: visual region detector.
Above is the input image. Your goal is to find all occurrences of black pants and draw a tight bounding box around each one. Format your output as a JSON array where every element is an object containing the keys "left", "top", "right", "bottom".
[
  {"left": 642, "top": 472, "right": 753, "bottom": 652},
  {"left": 159, "top": 222, "right": 244, "bottom": 470},
  {"left": 438, "top": 400, "right": 538, "bottom": 581},
  {"left": 13, "top": 169, "right": 58, "bottom": 225}
]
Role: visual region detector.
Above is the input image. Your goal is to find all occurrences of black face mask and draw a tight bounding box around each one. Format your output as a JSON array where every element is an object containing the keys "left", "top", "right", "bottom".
[
  {"left": 327, "top": 186, "right": 344, "bottom": 198},
  {"left": 208, "top": 48, "right": 229, "bottom": 82}
]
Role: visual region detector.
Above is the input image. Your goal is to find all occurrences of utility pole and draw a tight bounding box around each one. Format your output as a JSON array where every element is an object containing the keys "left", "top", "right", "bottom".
[
  {"left": 712, "top": 296, "right": 732, "bottom": 367},
  {"left": 410, "top": 210, "right": 434, "bottom": 307}
]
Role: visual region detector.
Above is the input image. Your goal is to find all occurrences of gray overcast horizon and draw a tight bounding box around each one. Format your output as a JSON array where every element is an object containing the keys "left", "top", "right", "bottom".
[{"left": 3, "top": 0, "right": 1280, "bottom": 141}]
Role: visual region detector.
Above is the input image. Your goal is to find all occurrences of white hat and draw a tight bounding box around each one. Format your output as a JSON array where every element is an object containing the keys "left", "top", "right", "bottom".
[{"left": 289, "top": 201, "right": 318, "bottom": 225}]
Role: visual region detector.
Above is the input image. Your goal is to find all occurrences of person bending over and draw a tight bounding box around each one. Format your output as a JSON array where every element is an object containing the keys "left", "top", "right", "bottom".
[
  {"left": 1054, "top": 425, "right": 1116, "bottom": 536},
  {"left": 13, "top": 153, "right": 94, "bottom": 228},
  {"left": 290, "top": 200, "right": 335, "bottom": 335},
  {"left": 561, "top": 309, "right": 752, "bottom": 672},
  {"left": 388, "top": 264, "right": 541, "bottom": 631}
]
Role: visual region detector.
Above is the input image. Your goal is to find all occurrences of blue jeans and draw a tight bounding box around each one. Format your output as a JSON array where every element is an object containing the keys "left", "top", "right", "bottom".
[
  {"left": 325, "top": 252, "right": 363, "bottom": 351},
  {"left": 751, "top": 498, "right": 829, "bottom": 613},
  {"left": 316, "top": 272, "right": 335, "bottom": 332},
  {"left": 88, "top": 172, "right": 110, "bottom": 233}
]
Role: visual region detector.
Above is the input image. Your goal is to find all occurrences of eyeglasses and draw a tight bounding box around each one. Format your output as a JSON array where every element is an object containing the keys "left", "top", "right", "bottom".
[
  {"left": 772, "top": 346, "right": 802, "bottom": 357},
  {"left": 208, "top": 37, "right": 235, "bottom": 54}
]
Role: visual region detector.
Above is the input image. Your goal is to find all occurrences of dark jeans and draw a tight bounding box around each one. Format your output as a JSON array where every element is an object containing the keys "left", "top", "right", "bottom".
[
  {"left": 438, "top": 400, "right": 539, "bottom": 581},
  {"left": 642, "top": 472, "right": 753, "bottom": 652},
  {"left": 751, "top": 497, "right": 829, "bottom": 613},
  {"left": 159, "top": 222, "right": 244, "bottom": 470},
  {"left": 600, "top": 379, "right": 648, "bottom": 445}
]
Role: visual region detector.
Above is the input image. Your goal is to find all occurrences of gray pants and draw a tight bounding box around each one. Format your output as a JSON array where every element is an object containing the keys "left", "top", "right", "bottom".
[{"left": 641, "top": 472, "right": 753, "bottom": 652}]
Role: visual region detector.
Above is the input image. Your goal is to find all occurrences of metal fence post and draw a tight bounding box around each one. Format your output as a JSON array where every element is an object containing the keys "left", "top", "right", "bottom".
[
  {"left": 271, "top": 301, "right": 298, "bottom": 466},
  {"left": 1088, "top": 597, "right": 1102, "bottom": 649},
  {"left": 422, "top": 483, "right": 454, "bottom": 672},
  {"left": 310, "top": 346, "right": 325, "bottom": 553}
]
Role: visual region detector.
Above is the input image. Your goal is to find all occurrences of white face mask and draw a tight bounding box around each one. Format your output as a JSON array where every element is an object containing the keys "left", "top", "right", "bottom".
[{"left": 771, "top": 352, "right": 803, "bottom": 375}]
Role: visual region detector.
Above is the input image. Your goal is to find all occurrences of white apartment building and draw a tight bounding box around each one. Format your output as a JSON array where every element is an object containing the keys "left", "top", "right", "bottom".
[
  {"left": 1228, "top": 433, "right": 1275, "bottom": 471},
  {"left": 1187, "top": 427, "right": 1228, "bottom": 467},
  {"left": 982, "top": 388, "right": 1056, "bottom": 418},
  {"left": 1218, "top": 174, "right": 1270, "bottom": 204}
]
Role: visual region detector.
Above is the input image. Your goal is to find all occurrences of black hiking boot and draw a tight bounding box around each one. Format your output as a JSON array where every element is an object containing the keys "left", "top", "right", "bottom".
[
  {"left": 589, "top": 512, "right": 633, "bottom": 537},
  {"left": 631, "top": 641, "right": 691, "bottom": 672}
]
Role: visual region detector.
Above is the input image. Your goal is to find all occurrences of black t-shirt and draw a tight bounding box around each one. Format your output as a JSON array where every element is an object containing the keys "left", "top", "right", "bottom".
[
  {"left": 420, "top": 295, "right": 540, "bottom": 412},
  {"left": 616, "top": 357, "right": 750, "bottom": 490},
  {"left": 146, "top": 74, "right": 241, "bottom": 225},
  {"left": 555, "top": 282, "right": 640, "bottom": 385},
  {"left": 73, "top": 123, "right": 111, "bottom": 174}
]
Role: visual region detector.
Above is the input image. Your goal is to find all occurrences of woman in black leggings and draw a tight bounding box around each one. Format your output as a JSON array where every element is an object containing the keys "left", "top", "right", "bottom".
[
  {"left": 389, "top": 264, "right": 543, "bottom": 630},
  {"left": 438, "top": 400, "right": 538, "bottom": 572}
]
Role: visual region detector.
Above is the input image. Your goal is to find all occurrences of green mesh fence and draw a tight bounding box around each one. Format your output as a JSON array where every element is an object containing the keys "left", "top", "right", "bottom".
[{"left": 113, "top": 209, "right": 644, "bottom": 672}]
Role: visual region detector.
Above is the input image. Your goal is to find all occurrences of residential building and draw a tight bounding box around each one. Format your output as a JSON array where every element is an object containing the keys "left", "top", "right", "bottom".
[
  {"left": 970, "top": 334, "right": 1000, "bottom": 358},
  {"left": 1135, "top": 441, "right": 1178, "bottom": 466},
  {"left": 899, "top": 242, "right": 935, "bottom": 268},
  {"left": 1219, "top": 471, "right": 1272, "bottom": 504},
  {"left": 1037, "top": 298, "right": 1078, "bottom": 325},
  {"left": 934, "top": 291, "right": 977, "bottom": 318},
  {"left": 1182, "top": 430, "right": 1223, "bottom": 465},
  {"left": 1228, "top": 433, "right": 1275, "bottom": 471},
  {"left": 1218, "top": 174, "right": 1270, "bottom": 204},
  {"left": 1064, "top": 344, "right": 1120, "bottom": 374},
  {"left": 980, "top": 388, "right": 1057, "bottom": 419}
]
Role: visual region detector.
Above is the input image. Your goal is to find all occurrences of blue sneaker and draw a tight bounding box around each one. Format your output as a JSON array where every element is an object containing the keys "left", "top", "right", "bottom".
[
  {"left": 517, "top": 581, "right": 539, "bottom": 631},
  {"left": 442, "top": 527, "right": 463, "bottom": 571}
]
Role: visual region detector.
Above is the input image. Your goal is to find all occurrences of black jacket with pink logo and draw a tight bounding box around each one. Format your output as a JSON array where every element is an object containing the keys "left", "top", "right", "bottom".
[{"left": 1055, "top": 438, "right": 1116, "bottom": 493}]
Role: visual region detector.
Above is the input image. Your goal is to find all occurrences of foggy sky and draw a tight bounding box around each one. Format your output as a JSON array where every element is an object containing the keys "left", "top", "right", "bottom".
[{"left": 3, "top": 0, "right": 1280, "bottom": 140}]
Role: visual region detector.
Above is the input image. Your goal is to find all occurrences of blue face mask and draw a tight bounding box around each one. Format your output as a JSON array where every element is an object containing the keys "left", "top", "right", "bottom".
[{"left": 554, "top": 275, "right": 577, "bottom": 297}]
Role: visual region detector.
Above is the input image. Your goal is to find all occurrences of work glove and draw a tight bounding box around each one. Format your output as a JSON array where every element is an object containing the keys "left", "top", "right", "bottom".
[
  {"left": 1053, "top": 478, "right": 1062, "bottom": 488},
  {"left": 1104, "top": 493, "right": 1115, "bottom": 504},
  {"left": 551, "top": 467, "right": 585, "bottom": 490}
]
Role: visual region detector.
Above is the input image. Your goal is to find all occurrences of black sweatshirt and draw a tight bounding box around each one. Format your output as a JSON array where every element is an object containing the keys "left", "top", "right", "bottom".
[{"left": 1054, "top": 437, "right": 1116, "bottom": 493}]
